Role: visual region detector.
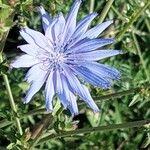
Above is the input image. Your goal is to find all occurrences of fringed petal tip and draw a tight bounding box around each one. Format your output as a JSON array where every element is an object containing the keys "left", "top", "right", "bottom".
[
  {"left": 108, "top": 20, "right": 113, "bottom": 24},
  {"left": 70, "top": 110, "right": 79, "bottom": 117},
  {"left": 9, "top": 64, "right": 14, "bottom": 70},
  {"left": 17, "top": 45, "right": 22, "bottom": 49},
  {"left": 91, "top": 12, "right": 98, "bottom": 16},
  {"left": 102, "top": 84, "right": 112, "bottom": 89},
  {"left": 46, "top": 107, "right": 53, "bottom": 112},
  {"left": 66, "top": 104, "right": 79, "bottom": 117},
  {"left": 8, "top": 65, "right": 13, "bottom": 72},
  {"left": 119, "top": 50, "right": 125, "bottom": 55},
  {"left": 90, "top": 102, "right": 100, "bottom": 113},
  {"left": 37, "top": 6, "right": 45, "bottom": 14},
  {"left": 71, "top": 112, "right": 79, "bottom": 117},
  {"left": 45, "top": 101, "right": 53, "bottom": 112},
  {"left": 10, "top": 59, "right": 19, "bottom": 69},
  {"left": 93, "top": 109, "right": 101, "bottom": 114},
  {"left": 109, "top": 37, "right": 116, "bottom": 43},
  {"left": 75, "top": 0, "right": 82, "bottom": 3},
  {"left": 114, "top": 74, "right": 121, "bottom": 80},
  {"left": 22, "top": 98, "right": 29, "bottom": 104},
  {"left": 20, "top": 26, "right": 28, "bottom": 32}
]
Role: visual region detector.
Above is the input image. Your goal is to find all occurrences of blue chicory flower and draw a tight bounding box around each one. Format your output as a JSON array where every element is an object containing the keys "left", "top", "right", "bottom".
[{"left": 11, "top": 0, "right": 122, "bottom": 116}]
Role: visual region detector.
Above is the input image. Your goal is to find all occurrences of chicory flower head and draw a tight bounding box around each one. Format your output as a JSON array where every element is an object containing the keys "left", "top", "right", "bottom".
[{"left": 11, "top": 0, "right": 122, "bottom": 116}]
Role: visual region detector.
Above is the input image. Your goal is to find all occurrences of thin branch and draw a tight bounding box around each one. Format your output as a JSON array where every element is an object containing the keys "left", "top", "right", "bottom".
[
  {"left": 132, "top": 32, "right": 150, "bottom": 82},
  {"left": 0, "top": 54, "right": 23, "bottom": 135},
  {"left": 38, "top": 119, "right": 150, "bottom": 144},
  {"left": 89, "top": 0, "right": 95, "bottom": 13},
  {"left": 98, "top": 0, "right": 114, "bottom": 24}
]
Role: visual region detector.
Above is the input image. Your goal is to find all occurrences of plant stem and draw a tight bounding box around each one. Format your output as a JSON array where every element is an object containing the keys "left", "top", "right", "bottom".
[
  {"left": 79, "top": 86, "right": 141, "bottom": 106},
  {"left": 38, "top": 119, "right": 150, "bottom": 144},
  {"left": 111, "top": 5, "right": 125, "bottom": 21},
  {"left": 0, "top": 36, "right": 23, "bottom": 135},
  {"left": 0, "top": 31, "right": 9, "bottom": 54},
  {"left": 89, "top": 0, "right": 95, "bottom": 13},
  {"left": 0, "top": 108, "right": 46, "bottom": 128},
  {"left": 98, "top": 0, "right": 114, "bottom": 24},
  {"left": 2, "top": 75, "right": 23, "bottom": 135},
  {"left": 145, "top": 18, "right": 150, "bottom": 32},
  {"left": 0, "top": 119, "right": 12, "bottom": 128},
  {"left": 116, "top": 1, "right": 150, "bottom": 41},
  {"left": 132, "top": 33, "right": 150, "bottom": 82}
]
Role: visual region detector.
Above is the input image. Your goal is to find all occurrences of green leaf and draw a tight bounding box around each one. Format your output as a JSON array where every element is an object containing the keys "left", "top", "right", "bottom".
[
  {"left": 129, "top": 94, "right": 140, "bottom": 106},
  {"left": 22, "top": 0, "right": 33, "bottom": 5},
  {"left": 0, "top": 5, "right": 12, "bottom": 20},
  {"left": 18, "top": 82, "right": 29, "bottom": 92},
  {"left": 87, "top": 110, "right": 100, "bottom": 127},
  {"left": 7, "top": 143, "right": 15, "bottom": 149}
]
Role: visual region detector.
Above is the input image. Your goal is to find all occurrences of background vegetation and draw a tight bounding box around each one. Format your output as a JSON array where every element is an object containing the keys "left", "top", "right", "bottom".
[{"left": 0, "top": 0, "right": 150, "bottom": 149}]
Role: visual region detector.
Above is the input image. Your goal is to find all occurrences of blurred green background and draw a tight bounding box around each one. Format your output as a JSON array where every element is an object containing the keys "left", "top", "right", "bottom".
[{"left": 0, "top": 0, "right": 150, "bottom": 149}]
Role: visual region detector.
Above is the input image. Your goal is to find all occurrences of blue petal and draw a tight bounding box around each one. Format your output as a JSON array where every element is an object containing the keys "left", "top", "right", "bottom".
[
  {"left": 71, "top": 12, "right": 98, "bottom": 40},
  {"left": 24, "top": 64, "right": 48, "bottom": 103},
  {"left": 67, "top": 20, "right": 113, "bottom": 48},
  {"left": 76, "top": 61, "right": 121, "bottom": 80},
  {"left": 11, "top": 54, "right": 39, "bottom": 68},
  {"left": 62, "top": 65, "right": 99, "bottom": 112},
  {"left": 38, "top": 6, "right": 53, "bottom": 32},
  {"left": 72, "top": 65, "right": 111, "bottom": 89},
  {"left": 84, "top": 20, "right": 113, "bottom": 39},
  {"left": 56, "top": 70, "right": 63, "bottom": 94},
  {"left": 66, "top": 38, "right": 115, "bottom": 54},
  {"left": 45, "top": 70, "right": 55, "bottom": 111},
  {"left": 18, "top": 44, "right": 43, "bottom": 56},
  {"left": 53, "top": 13, "right": 65, "bottom": 44},
  {"left": 81, "top": 85, "right": 99, "bottom": 112},
  {"left": 20, "top": 27, "right": 53, "bottom": 52},
  {"left": 45, "top": 18, "right": 57, "bottom": 43},
  {"left": 68, "top": 49, "right": 122, "bottom": 61},
  {"left": 62, "top": 0, "right": 81, "bottom": 44},
  {"left": 58, "top": 74, "right": 78, "bottom": 116}
]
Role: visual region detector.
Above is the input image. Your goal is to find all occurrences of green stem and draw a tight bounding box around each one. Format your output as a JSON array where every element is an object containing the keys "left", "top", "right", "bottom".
[
  {"left": 0, "top": 31, "right": 9, "bottom": 54},
  {"left": 132, "top": 33, "right": 150, "bottom": 81},
  {"left": 114, "top": 100, "right": 122, "bottom": 123},
  {"left": 98, "top": 0, "right": 114, "bottom": 24},
  {"left": 0, "top": 51, "right": 22, "bottom": 135},
  {"left": 0, "top": 108, "right": 46, "bottom": 128},
  {"left": 38, "top": 119, "right": 150, "bottom": 144},
  {"left": 0, "top": 119, "right": 12, "bottom": 128},
  {"left": 111, "top": 5, "right": 125, "bottom": 21},
  {"left": 145, "top": 18, "right": 150, "bottom": 32},
  {"left": 99, "top": 101, "right": 106, "bottom": 125},
  {"left": 79, "top": 86, "right": 141, "bottom": 106},
  {"left": 116, "top": 1, "right": 150, "bottom": 41},
  {"left": 89, "top": 0, "right": 95, "bottom": 13}
]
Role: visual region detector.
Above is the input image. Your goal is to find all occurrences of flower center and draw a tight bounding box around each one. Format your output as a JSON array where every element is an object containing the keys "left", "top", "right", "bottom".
[
  {"left": 41, "top": 51, "right": 65, "bottom": 71},
  {"left": 52, "top": 52, "right": 64, "bottom": 64}
]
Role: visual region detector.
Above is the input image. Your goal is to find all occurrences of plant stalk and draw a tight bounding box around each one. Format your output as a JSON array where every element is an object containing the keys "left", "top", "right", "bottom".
[
  {"left": 0, "top": 31, "right": 23, "bottom": 135},
  {"left": 98, "top": 0, "right": 114, "bottom": 24},
  {"left": 89, "top": 0, "right": 95, "bottom": 13},
  {"left": 132, "top": 33, "right": 150, "bottom": 82},
  {"left": 38, "top": 119, "right": 150, "bottom": 144}
]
